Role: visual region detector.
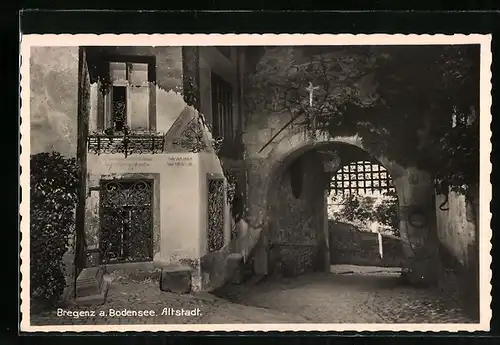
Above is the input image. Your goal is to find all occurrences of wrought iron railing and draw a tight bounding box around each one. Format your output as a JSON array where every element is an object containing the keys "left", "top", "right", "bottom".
[{"left": 87, "top": 132, "right": 165, "bottom": 157}]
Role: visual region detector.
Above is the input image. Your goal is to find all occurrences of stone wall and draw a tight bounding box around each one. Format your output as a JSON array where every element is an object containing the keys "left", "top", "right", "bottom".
[
  {"left": 435, "top": 187, "right": 479, "bottom": 318},
  {"left": 267, "top": 150, "right": 327, "bottom": 276},
  {"left": 435, "top": 189, "right": 478, "bottom": 267},
  {"left": 30, "top": 46, "right": 80, "bottom": 157},
  {"left": 329, "top": 221, "right": 404, "bottom": 267}
]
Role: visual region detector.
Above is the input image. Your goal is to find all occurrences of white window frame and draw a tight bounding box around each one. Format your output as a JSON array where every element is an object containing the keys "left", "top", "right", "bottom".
[{"left": 104, "top": 62, "right": 150, "bottom": 132}]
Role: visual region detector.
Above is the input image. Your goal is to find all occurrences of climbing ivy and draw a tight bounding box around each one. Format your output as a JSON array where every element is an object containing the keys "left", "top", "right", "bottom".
[
  {"left": 247, "top": 45, "right": 480, "bottom": 197},
  {"left": 30, "top": 152, "right": 80, "bottom": 308}
]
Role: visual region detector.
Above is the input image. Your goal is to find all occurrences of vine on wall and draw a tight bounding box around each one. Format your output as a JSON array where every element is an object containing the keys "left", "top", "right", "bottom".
[
  {"left": 30, "top": 152, "right": 80, "bottom": 308},
  {"left": 247, "top": 46, "right": 480, "bottom": 201},
  {"left": 178, "top": 112, "right": 240, "bottom": 223}
]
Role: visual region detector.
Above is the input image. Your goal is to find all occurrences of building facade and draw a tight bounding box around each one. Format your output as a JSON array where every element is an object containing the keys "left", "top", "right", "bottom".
[
  {"left": 29, "top": 45, "right": 480, "bottom": 314},
  {"left": 75, "top": 46, "right": 246, "bottom": 292}
]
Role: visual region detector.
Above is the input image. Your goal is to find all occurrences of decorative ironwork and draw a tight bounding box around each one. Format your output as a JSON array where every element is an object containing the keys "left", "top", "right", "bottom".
[
  {"left": 99, "top": 180, "right": 153, "bottom": 263},
  {"left": 172, "top": 118, "right": 209, "bottom": 153},
  {"left": 329, "top": 160, "right": 395, "bottom": 195},
  {"left": 87, "top": 132, "right": 165, "bottom": 157},
  {"left": 207, "top": 177, "right": 225, "bottom": 252},
  {"left": 211, "top": 137, "right": 224, "bottom": 154},
  {"left": 112, "top": 98, "right": 127, "bottom": 131}
]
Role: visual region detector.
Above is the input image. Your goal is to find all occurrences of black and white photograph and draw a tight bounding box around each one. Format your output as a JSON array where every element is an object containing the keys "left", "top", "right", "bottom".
[{"left": 19, "top": 34, "right": 492, "bottom": 332}]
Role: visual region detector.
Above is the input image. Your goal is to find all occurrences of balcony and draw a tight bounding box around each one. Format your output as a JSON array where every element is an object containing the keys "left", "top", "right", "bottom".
[{"left": 87, "top": 131, "right": 165, "bottom": 158}]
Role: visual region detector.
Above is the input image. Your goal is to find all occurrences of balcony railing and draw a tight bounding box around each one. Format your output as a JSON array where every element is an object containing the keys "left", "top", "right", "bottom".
[{"left": 87, "top": 132, "right": 165, "bottom": 158}]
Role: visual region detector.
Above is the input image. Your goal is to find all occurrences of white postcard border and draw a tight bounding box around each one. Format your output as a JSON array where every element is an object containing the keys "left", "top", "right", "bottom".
[{"left": 19, "top": 33, "right": 493, "bottom": 332}]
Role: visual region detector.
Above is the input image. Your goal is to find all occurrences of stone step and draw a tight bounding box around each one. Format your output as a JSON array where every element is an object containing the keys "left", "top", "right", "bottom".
[
  {"left": 227, "top": 253, "right": 243, "bottom": 267},
  {"left": 226, "top": 253, "right": 244, "bottom": 284},
  {"left": 75, "top": 267, "right": 109, "bottom": 306},
  {"left": 160, "top": 264, "right": 192, "bottom": 294},
  {"left": 76, "top": 267, "right": 105, "bottom": 297},
  {"left": 75, "top": 280, "right": 109, "bottom": 306}
]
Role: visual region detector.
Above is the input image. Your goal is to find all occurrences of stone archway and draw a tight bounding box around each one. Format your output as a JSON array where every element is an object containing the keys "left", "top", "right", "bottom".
[{"left": 247, "top": 131, "right": 442, "bottom": 284}]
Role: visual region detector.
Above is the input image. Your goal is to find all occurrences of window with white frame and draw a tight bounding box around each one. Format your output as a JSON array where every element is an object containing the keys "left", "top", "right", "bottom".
[{"left": 103, "top": 61, "right": 152, "bottom": 132}]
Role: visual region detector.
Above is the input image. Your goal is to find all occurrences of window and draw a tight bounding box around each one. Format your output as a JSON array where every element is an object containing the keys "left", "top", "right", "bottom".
[
  {"left": 211, "top": 72, "right": 234, "bottom": 141},
  {"left": 99, "top": 180, "right": 154, "bottom": 263},
  {"left": 329, "top": 161, "right": 395, "bottom": 196},
  {"left": 101, "top": 60, "right": 154, "bottom": 132}
]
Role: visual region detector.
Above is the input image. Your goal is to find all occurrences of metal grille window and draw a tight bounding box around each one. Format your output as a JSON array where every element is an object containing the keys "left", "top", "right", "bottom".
[
  {"left": 99, "top": 180, "right": 153, "bottom": 263},
  {"left": 207, "top": 177, "right": 225, "bottom": 252},
  {"left": 329, "top": 161, "right": 395, "bottom": 196},
  {"left": 211, "top": 72, "right": 234, "bottom": 141}
]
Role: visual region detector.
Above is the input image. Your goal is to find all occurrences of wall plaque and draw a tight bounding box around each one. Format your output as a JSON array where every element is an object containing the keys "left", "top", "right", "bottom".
[{"left": 167, "top": 156, "right": 193, "bottom": 168}]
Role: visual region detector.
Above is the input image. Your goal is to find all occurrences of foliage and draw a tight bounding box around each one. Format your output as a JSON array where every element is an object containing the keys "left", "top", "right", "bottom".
[
  {"left": 328, "top": 191, "right": 399, "bottom": 236},
  {"left": 247, "top": 45, "right": 480, "bottom": 197},
  {"left": 373, "top": 190, "right": 399, "bottom": 233},
  {"left": 30, "top": 152, "right": 80, "bottom": 306}
]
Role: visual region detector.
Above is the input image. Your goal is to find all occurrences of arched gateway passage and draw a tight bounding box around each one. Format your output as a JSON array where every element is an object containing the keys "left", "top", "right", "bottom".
[{"left": 249, "top": 132, "right": 441, "bottom": 284}]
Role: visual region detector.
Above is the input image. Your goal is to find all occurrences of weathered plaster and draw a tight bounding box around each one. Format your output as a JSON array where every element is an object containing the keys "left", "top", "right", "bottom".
[
  {"left": 85, "top": 69, "right": 233, "bottom": 291},
  {"left": 86, "top": 154, "right": 200, "bottom": 265},
  {"left": 30, "top": 46, "right": 80, "bottom": 157},
  {"left": 86, "top": 46, "right": 186, "bottom": 135},
  {"left": 434, "top": 186, "right": 479, "bottom": 317},
  {"left": 266, "top": 150, "right": 327, "bottom": 275},
  {"left": 436, "top": 189, "right": 478, "bottom": 267}
]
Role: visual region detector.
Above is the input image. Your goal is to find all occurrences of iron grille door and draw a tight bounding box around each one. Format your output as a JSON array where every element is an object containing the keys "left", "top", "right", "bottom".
[{"left": 99, "top": 180, "right": 153, "bottom": 263}]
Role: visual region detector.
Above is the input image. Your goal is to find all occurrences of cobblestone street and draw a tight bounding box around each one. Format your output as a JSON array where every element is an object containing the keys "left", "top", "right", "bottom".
[
  {"left": 29, "top": 266, "right": 476, "bottom": 326},
  {"left": 216, "top": 266, "right": 476, "bottom": 324}
]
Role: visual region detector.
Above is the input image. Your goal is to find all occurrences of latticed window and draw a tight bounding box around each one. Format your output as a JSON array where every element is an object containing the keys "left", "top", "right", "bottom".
[
  {"left": 211, "top": 72, "right": 234, "bottom": 141},
  {"left": 329, "top": 161, "right": 395, "bottom": 196},
  {"left": 99, "top": 180, "right": 154, "bottom": 263},
  {"left": 207, "top": 176, "right": 225, "bottom": 252}
]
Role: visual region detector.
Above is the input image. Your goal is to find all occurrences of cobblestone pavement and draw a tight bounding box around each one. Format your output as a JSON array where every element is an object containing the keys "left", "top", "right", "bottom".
[
  {"left": 29, "top": 267, "right": 476, "bottom": 326},
  {"left": 30, "top": 277, "right": 308, "bottom": 326},
  {"left": 217, "top": 267, "right": 476, "bottom": 324}
]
